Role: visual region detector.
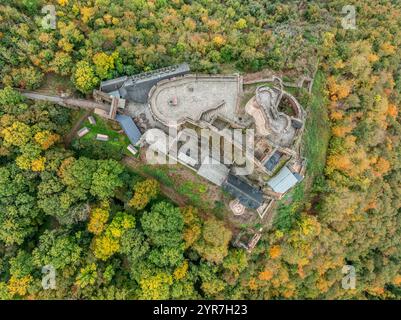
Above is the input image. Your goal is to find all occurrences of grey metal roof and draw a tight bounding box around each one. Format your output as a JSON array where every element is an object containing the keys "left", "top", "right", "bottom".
[
  {"left": 222, "top": 174, "right": 264, "bottom": 209},
  {"left": 118, "top": 87, "right": 127, "bottom": 98},
  {"left": 264, "top": 151, "right": 282, "bottom": 172},
  {"left": 197, "top": 156, "right": 229, "bottom": 186},
  {"left": 115, "top": 114, "right": 142, "bottom": 145},
  {"left": 291, "top": 118, "right": 303, "bottom": 129},
  {"left": 267, "top": 166, "right": 302, "bottom": 193},
  {"left": 100, "top": 63, "right": 191, "bottom": 103},
  {"left": 108, "top": 90, "right": 121, "bottom": 98},
  {"left": 123, "top": 81, "right": 156, "bottom": 103},
  {"left": 100, "top": 76, "right": 128, "bottom": 92}
]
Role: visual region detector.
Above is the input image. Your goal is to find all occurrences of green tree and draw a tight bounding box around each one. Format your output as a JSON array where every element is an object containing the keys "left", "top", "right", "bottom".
[
  {"left": 76, "top": 263, "right": 98, "bottom": 289},
  {"left": 0, "top": 164, "right": 41, "bottom": 245},
  {"left": 32, "top": 231, "right": 82, "bottom": 271},
  {"left": 90, "top": 160, "right": 124, "bottom": 199},
  {"left": 194, "top": 218, "right": 232, "bottom": 264},
  {"left": 148, "top": 245, "right": 185, "bottom": 268},
  {"left": 140, "top": 202, "right": 184, "bottom": 247}
]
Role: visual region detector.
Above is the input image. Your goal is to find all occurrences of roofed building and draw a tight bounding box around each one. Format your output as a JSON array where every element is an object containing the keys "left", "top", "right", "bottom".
[
  {"left": 222, "top": 174, "right": 264, "bottom": 209},
  {"left": 267, "top": 166, "right": 303, "bottom": 194},
  {"left": 77, "top": 127, "right": 89, "bottom": 137},
  {"left": 178, "top": 150, "right": 198, "bottom": 168},
  {"left": 88, "top": 116, "right": 96, "bottom": 125},
  {"left": 96, "top": 134, "right": 109, "bottom": 141},
  {"left": 264, "top": 150, "right": 282, "bottom": 172},
  {"left": 127, "top": 144, "right": 138, "bottom": 156},
  {"left": 115, "top": 114, "right": 142, "bottom": 145},
  {"left": 100, "top": 63, "right": 190, "bottom": 103}
]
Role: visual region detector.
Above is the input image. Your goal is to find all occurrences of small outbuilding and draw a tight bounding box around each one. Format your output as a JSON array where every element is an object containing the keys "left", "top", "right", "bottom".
[
  {"left": 264, "top": 151, "right": 282, "bottom": 172},
  {"left": 267, "top": 166, "right": 303, "bottom": 194},
  {"left": 178, "top": 150, "right": 198, "bottom": 168},
  {"left": 222, "top": 174, "right": 264, "bottom": 209},
  {"left": 127, "top": 144, "right": 138, "bottom": 156},
  {"left": 77, "top": 127, "right": 89, "bottom": 137},
  {"left": 88, "top": 116, "right": 96, "bottom": 125},
  {"left": 115, "top": 114, "right": 142, "bottom": 146},
  {"left": 96, "top": 134, "right": 109, "bottom": 141}
]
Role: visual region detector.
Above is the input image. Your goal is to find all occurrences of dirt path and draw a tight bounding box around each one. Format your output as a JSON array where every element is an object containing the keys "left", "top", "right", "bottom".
[
  {"left": 64, "top": 110, "right": 92, "bottom": 147},
  {"left": 20, "top": 91, "right": 111, "bottom": 111}
]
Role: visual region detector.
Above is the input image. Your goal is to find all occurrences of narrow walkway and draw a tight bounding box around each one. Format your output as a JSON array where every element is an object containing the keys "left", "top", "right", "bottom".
[
  {"left": 20, "top": 91, "right": 110, "bottom": 111},
  {"left": 64, "top": 110, "right": 92, "bottom": 147}
]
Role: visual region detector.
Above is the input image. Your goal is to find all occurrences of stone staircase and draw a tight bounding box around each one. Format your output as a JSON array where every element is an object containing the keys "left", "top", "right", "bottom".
[{"left": 200, "top": 100, "right": 225, "bottom": 122}]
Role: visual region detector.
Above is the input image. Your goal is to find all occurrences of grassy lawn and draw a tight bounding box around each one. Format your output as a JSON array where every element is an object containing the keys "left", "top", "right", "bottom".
[
  {"left": 177, "top": 180, "right": 209, "bottom": 208},
  {"left": 139, "top": 164, "right": 214, "bottom": 208},
  {"left": 272, "top": 70, "right": 330, "bottom": 230},
  {"left": 139, "top": 165, "right": 175, "bottom": 188},
  {"left": 302, "top": 71, "right": 330, "bottom": 184},
  {"left": 84, "top": 115, "right": 130, "bottom": 146},
  {"left": 73, "top": 115, "right": 133, "bottom": 159},
  {"left": 273, "top": 183, "right": 304, "bottom": 232}
]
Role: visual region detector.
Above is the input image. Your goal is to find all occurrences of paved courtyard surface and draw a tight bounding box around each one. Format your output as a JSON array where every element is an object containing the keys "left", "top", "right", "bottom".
[{"left": 149, "top": 75, "right": 240, "bottom": 126}]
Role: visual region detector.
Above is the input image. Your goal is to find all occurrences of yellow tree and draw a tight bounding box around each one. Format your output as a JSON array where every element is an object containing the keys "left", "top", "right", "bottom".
[
  {"left": 128, "top": 179, "right": 160, "bottom": 210},
  {"left": 139, "top": 272, "right": 173, "bottom": 300},
  {"left": 92, "top": 212, "right": 135, "bottom": 260},
  {"left": 92, "top": 235, "right": 120, "bottom": 261},
  {"left": 88, "top": 206, "right": 110, "bottom": 235},
  {"left": 73, "top": 61, "right": 99, "bottom": 93},
  {"left": 173, "top": 260, "right": 189, "bottom": 281},
  {"left": 7, "top": 275, "right": 32, "bottom": 297},
  {"left": 92, "top": 52, "right": 116, "bottom": 79},
  {"left": 34, "top": 130, "right": 60, "bottom": 150},
  {"left": 1, "top": 121, "right": 31, "bottom": 147},
  {"left": 269, "top": 245, "right": 282, "bottom": 259},
  {"left": 31, "top": 157, "right": 46, "bottom": 172},
  {"left": 181, "top": 206, "right": 201, "bottom": 249},
  {"left": 80, "top": 7, "right": 95, "bottom": 24}
]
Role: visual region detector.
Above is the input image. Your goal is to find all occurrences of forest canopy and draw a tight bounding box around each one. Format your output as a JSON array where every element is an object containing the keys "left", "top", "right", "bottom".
[{"left": 1, "top": 0, "right": 401, "bottom": 300}]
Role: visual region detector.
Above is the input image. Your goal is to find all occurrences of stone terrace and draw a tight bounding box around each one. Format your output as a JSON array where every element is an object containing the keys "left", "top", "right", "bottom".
[{"left": 148, "top": 75, "right": 240, "bottom": 127}]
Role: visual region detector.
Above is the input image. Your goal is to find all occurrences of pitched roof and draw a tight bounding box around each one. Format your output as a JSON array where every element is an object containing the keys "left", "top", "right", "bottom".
[
  {"left": 222, "top": 174, "right": 264, "bottom": 209},
  {"left": 115, "top": 114, "right": 142, "bottom": 145},
  {"left": 178, "top": 151, "right": 198, "bottom": 167},
  {"left": 267, "top": 166, "right": 303, "bottom": 194},
  {"left": 264, "top": 151, "right": 282, "bottom": 172}
]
